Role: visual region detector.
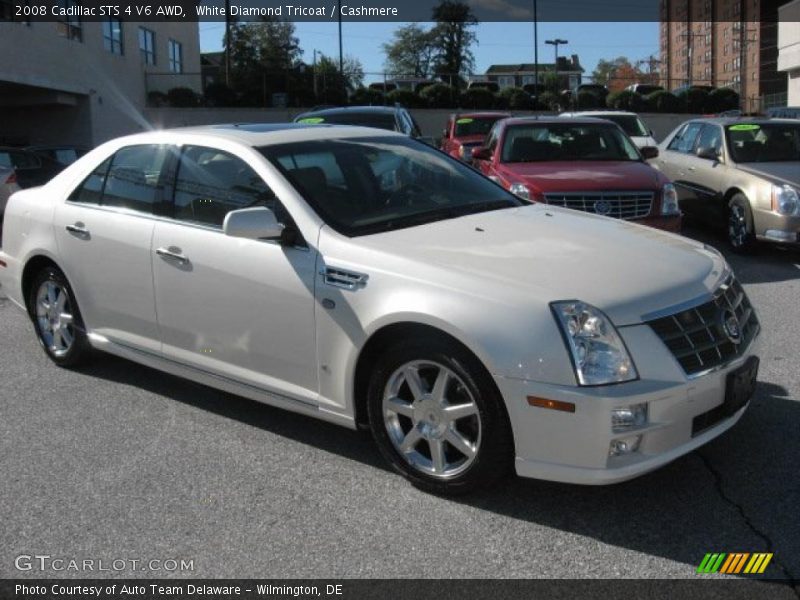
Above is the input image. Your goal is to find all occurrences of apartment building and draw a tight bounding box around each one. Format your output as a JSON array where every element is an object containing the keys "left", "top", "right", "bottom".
[
  {"left": 778, "top": 0, "right": 800, "bottom": 105},
  {"left": 0, "top": 13, "right": 200, "bottom": 147},
  {"left": 659, "top": 0, "right": 786, "bottom": 112}
]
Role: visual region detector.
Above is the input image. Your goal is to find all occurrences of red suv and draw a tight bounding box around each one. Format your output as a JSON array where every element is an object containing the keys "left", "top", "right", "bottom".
[
  {"left": 472, "top": 117, "right": 682, "bottom": 233},
  {"left": 440, "top": 112, "right": 511, "bottom": 162}
]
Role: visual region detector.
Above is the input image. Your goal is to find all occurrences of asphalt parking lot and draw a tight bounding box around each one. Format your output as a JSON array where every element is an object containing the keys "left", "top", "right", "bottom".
[{"left": 0, "top": 223, "right": 798, "bottom": 588}]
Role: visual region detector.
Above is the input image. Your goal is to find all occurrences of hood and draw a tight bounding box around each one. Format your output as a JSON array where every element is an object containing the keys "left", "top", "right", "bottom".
[
  {"left": 358, "top": 204, "right": 726, "bottom": 326},
  {"left": 736, "top": 162, "right": 800, "bottom": 188},
  {"left": 500, "top": 161, "right": 666, "bottom": 193}
]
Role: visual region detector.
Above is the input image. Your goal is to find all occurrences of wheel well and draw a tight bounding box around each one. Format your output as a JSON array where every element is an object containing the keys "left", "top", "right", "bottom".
[
  {"left": 21, "top": 255, "right": 60, "bottom": 316},
  {"left": 352, "top": 322, "right": 500, "bottom": 429},
  {"left": 723, "top": 187, "right": 745, "bottom": 207}
]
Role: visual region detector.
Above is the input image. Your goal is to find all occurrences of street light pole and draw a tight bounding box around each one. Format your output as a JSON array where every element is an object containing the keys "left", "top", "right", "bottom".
[
  {"left": 533, "top": 0, "right": 538, "bottom": 95},
  {"left": 545, "top": 39, "right": 568, "bottom": 90},
  {"left": 338, "top": 5, "right": 345, "bottom": 102}
]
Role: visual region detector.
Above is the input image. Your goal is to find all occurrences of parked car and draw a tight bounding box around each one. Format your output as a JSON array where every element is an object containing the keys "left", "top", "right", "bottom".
[
  {"left": 440, "top": 112, "right": 511, "bottom": 161},
  {"left": 0, "top": 165, "right": 20, "bottom": 221},
  {"left": 766, "top": 106, "right": 800, "bottom": 119},
  {"left": 467, "top": 81, "right": 499, "bottom": 93},
  {"left": 0, "top": 146, "right": 65, "bottom": 188},
  {"left": 558, "top": 111, "right": 658, "bottom": 149},
  {"left": 564, "top": 84, "right": 610, "bottom": 108},
  {"left": 26, "top": 144, "right": 89, "bottom": 166},
  {"left": 625, "top": 83, "right": 664, "bottom": 96},
  {"left": 471, "top": 117, "right": 682, "bottom": 232},
  {"left": 293, "top": 105, "right": 426, "bottom": 139},
  {"left": 652, "top": 118, "right": 800, "bottom": 251},
  {"left": 672, "top": 84, "right": 715, "bottom": 95},
  {"left": 0, "top": 124, "right": 760, "bottom": 494}
]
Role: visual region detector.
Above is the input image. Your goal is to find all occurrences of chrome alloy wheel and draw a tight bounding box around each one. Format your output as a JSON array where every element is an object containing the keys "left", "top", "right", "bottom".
[
  {"left": 35, "top": 280, "right": 75, "bottom": 357},
  {"left": 383, "top": 360, "right": 482, "bottom": 478},
  {"left": 728, "top": 203, "right": 748, "bottom": 248}
]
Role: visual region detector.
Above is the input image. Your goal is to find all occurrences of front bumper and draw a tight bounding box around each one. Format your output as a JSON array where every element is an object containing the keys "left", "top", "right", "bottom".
[
  {"left": 753, "top": 208, "right": 800, "bottom": 245},
  {"left": 635, "top": 213, "right": 682, "bottom": 234},
  {"left": 496, "top": 323, "right": 761, "bottom": 485}
]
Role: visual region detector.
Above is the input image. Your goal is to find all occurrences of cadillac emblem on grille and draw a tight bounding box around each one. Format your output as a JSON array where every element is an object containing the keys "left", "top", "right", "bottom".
[
  {"left": 594, "top": 200, "right": 612, "bottom": 215},
  {"left": 720, "top": 308, "right": 742, "bottom": 344}
]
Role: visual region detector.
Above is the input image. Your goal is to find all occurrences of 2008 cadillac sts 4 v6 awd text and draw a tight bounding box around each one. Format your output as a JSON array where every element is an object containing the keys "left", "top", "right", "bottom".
[{"left": 0, "top": 124, "right": 761, "bottom": 494}]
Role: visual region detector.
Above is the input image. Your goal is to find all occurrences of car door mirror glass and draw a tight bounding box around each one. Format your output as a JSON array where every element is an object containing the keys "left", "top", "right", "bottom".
[
  {"left": 640, "top": 146, "right": 659, "bottom": 159},
  {"left": 696, "top": 146, "right": 719, "bottom": 160},
  {"left": 471, "top": 147, "right": 491, "bottom": 161},
  {"left": 223, "top": 207, "right": 284, "bottom": 241}
]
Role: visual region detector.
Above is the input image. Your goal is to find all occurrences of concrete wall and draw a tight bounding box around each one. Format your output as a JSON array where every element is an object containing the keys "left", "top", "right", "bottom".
[
  {"left": 0, "top": 21, "right": 200, "bottom": 146},
  {"left": 144, "top": 107, "right": 699, "bottom": 144}
]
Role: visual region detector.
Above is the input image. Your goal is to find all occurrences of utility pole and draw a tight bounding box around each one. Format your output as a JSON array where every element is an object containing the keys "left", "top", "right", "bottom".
[
  {"left": 224, "top": 0, "right": 231, "bottom": 86},
  {"left": 313, "top": 49, "right": 318, "bottom": 100},
  {"left": 532, "top": 0, "right": 538, "bottom": 96},
  {"left": 338, "top": 4, "right": 345, "bottom": 102}
]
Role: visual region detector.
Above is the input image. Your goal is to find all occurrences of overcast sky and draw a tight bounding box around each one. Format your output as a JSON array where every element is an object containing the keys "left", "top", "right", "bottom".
[{"left": 199, "top": 21, "right": 660, "bottom": 83}]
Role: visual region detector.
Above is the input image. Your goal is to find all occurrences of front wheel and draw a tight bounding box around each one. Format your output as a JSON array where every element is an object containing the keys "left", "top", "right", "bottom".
[
  {"left": 367, "top": 337, "right": 513, "bottom": 495},
  {"left": 727, "top": 193, "right": 756, "bottom": 253},
  {"left": 29, "top": 266, "right": 92, "bottom": 367}
]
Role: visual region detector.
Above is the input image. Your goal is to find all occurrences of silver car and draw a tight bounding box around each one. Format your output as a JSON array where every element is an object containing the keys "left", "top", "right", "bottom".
[
  {"left": 653, "top": 118, "right": 800, "bottom": 251},
  {"left": 0, "top": 124, "right": 761, "bottom": 494}
]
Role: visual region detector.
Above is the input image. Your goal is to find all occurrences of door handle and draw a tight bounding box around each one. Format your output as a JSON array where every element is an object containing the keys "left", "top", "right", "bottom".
[
  {"left": 155, "top": 246, "right": 189, "bottom": 264},
  {"left": 66, "top": 223, "right": 90, "bottom": 237}
]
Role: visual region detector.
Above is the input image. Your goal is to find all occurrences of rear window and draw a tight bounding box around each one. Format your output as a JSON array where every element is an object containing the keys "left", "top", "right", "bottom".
[
  {"left": 597, "top": 114, "right": 649, "bottom": 137},
  {"left": 297, "top": 112, "right": 397, "bottom": 131},
  {"left": 454, "top": 117, "right": 503, "bottom": 138}
]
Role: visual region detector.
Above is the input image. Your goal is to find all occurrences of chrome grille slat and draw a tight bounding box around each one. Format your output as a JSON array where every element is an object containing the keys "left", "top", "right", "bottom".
[
  {"left": 543, "top": 191, "right": 654, "bottom": 220},
  {"left": 646, "top": 275, "right": 759, "bottom": 376}
]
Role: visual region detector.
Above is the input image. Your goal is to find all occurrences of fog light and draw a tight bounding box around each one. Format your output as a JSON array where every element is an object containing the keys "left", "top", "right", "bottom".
[
  {"left": 611, "top": 403, "right": 648, "bottom": 432},
  {"left": 764, "top": 229, "right": 798, "bottom": 242},
  {"left": 609, "top": 435, "right": 642, "bottom": 457}
]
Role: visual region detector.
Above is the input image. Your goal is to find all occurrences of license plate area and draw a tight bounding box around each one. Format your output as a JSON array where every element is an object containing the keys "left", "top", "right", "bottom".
[{"left": 691, "top": 356, "right": 759, "bottom": 437}]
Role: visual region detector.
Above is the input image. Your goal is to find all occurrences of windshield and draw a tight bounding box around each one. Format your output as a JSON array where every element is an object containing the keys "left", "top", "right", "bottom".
[
  {"left": 725, "top": 123, "right": 800, "bottom": 163},
  {"left": 596, "top": 114, "right": 649, "bottom": 137},
  {"left": 455, "top": 117, "right": 503, "bottom": 137},
  {"left": 501, "top": 123, "right": 641, "bottom": 162},
  {"left": 259, "top": 136, "right": 522, "bottom": 237},
  {"left": 296, "top": 112, "right": 397, "bottom": 131}
]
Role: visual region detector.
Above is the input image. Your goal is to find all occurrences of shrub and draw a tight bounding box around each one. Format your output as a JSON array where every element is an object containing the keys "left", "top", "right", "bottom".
[
  {"left": 537, "top": 91, "right": 560, "bottom": 111},
  {"left": 647, "top": 90, "right": 682, "bottom": 113},
  {"left": 167, "top": 87, "right": 200, "bottom": 108},
  {"left": 420, "top": 83, "right": 458, "bottom": 108},
  {"left": 706, "top": 87, "right": 740, "bottom": 113},
  {"left": 676, "top": 87, "right": 709, "bottom": 113},
  {"left": 606, "top": 90, "right": 647, "bottom": 112},
  {"left": 460, "top": 87, "right": 495, "bottom": 109},
  {"left": 204, "top": 83, "right": 237, "bottom": 107},
  {"left": 386, "top": 89, "right": 424, "bottom": 108},
  {"left": 349, "top": 87, "right": 385, "bottom": 105},
  {"left": 146, "top": 91, "right": 168, "bottom": 107},
  {"left": 497, "top": 87, "right": 535, "bottom": 110}
]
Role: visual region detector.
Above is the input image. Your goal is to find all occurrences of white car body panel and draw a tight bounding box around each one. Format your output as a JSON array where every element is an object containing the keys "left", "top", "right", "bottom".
[{"left": 0, "top": 125, "right": 760, "bottom": 485}]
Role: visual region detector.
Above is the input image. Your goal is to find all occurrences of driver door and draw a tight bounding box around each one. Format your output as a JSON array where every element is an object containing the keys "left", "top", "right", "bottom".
[{"left": 151, "top": 145, "right": 319, "bottom": 404}]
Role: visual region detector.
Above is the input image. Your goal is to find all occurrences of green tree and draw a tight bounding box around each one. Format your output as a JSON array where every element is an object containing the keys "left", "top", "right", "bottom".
[
  {"left": 430, "top": 1, "right": 478, "bottom": 85},
  {"left": 383, "top": 23, "right": 436, "bottom": 78},
  {"left": 591, "top": 56, "right": 631, "bottom": 86},
  {"left": 314, "top": 54, "right": 365, "bottom": 103}
]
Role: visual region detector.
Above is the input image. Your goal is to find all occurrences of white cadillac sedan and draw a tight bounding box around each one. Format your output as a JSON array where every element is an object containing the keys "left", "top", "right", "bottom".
[{"left": 0, "top": 124, "right": 761, "bottom": 494}]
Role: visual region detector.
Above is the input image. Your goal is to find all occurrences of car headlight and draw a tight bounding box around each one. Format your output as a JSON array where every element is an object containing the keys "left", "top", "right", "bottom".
[
  {"left": 661, "top": 183, "right": 680, "bottom": 216},
  {"left": 509, "top": 182, "right": 530, "bottom": 200},
  {"left": 772, "top": 184, "right": 800, "bottom": 216},
  {"left": 551, "top": 301, "right": 638, "bottom": 386}
]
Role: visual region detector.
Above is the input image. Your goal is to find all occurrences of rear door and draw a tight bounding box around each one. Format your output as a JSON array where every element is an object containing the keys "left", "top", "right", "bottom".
[
  {"left": 656, "top": 122, "right": 704, "bottom": 212},
  {"left": 53, "top": 144, "right": 170, "bottom": 352},
  {"left": 680, "top": 123, "right": 726, "bottom": 220}
]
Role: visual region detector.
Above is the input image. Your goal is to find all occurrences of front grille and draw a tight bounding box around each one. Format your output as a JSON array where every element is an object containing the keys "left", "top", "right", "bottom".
[
  {"left": 647, "top": 276, "right": 759, "bottom": 376},
  {"left": 543, "top": 191, "right": 654, "bottom": 220}
]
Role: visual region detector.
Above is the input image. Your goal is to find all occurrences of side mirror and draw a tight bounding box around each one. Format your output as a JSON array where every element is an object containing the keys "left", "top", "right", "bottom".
[
  {"left": 640, "top": 146, "right": 659, "bottom": 159},
  {"left": 471, "top": 147, "right": 492, "bottom": 161},
  {"left": 696, "top": 146, "right": 719, "bottom": 161},
  {"left": 223, "top": 206, "right": 284, "bottom": 241}
]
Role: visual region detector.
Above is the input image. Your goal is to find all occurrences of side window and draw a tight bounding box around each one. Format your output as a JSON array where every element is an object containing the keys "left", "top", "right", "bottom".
[
  {"left": 69, "top": 157, "right": 112, "bottom": 204},
  {"left": 696, "top": 124, "right": 722, "bottom": 154},
  {"left": 668, "top": 122, "right": 703, "bottom": 154},
  {"left": 486, "top": 124, "right": 500, "bottom": 152},
  {"left": 103, "top": 145, "right": 169, "bottom": 213},
  {"left": 173, "top": 146, "right": 277, "bottom": 228}
]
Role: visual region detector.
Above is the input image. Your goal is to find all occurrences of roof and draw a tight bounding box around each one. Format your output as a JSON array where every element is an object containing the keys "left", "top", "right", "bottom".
[
  {"left": 560, "top": 111, "right": 639, "bottom": 117},
  {"left": 499, "top": 116, "right": 625, "bottom": 127},
  {"left": 452, "top": 111, "right": 512, "bottom": 119},
  {"left": 686, "top": 117, "right": 799, "bottom": 125},
  {"left": 110, "top": 123, "right": 406, "bottom": 148},
  {"left": 296, "top": 105, "right": 401, "bottom": 118},
  {"left": 486, "top": 56, "right": 584, "bottom": 74}
]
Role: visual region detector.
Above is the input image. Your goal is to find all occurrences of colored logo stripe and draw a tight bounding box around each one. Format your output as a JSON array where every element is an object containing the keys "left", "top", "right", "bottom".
[{"left": 697, "top": 553, "right": 773, "bottom": 574}]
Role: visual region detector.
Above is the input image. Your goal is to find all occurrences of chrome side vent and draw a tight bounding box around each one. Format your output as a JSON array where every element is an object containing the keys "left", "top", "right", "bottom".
[{"left": 322, "top": 267, "right": 368, "bottom": 290}]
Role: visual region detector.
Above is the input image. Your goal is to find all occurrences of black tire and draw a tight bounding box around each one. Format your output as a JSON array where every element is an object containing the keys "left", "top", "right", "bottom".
[
  {"left": 727, "top": 193, "right": 756, "bottom": 253},
  {"left": 367, "top": 336, "right": 514, "bottom": 495},
  {"left": 28, "top": 266, "right": 92, "bottom": 367}
]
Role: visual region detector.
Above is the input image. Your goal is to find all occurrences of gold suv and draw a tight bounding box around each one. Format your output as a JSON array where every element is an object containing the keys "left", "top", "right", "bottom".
[{"left": 652, "top": 118, "right": 799, "bottom": 251}]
